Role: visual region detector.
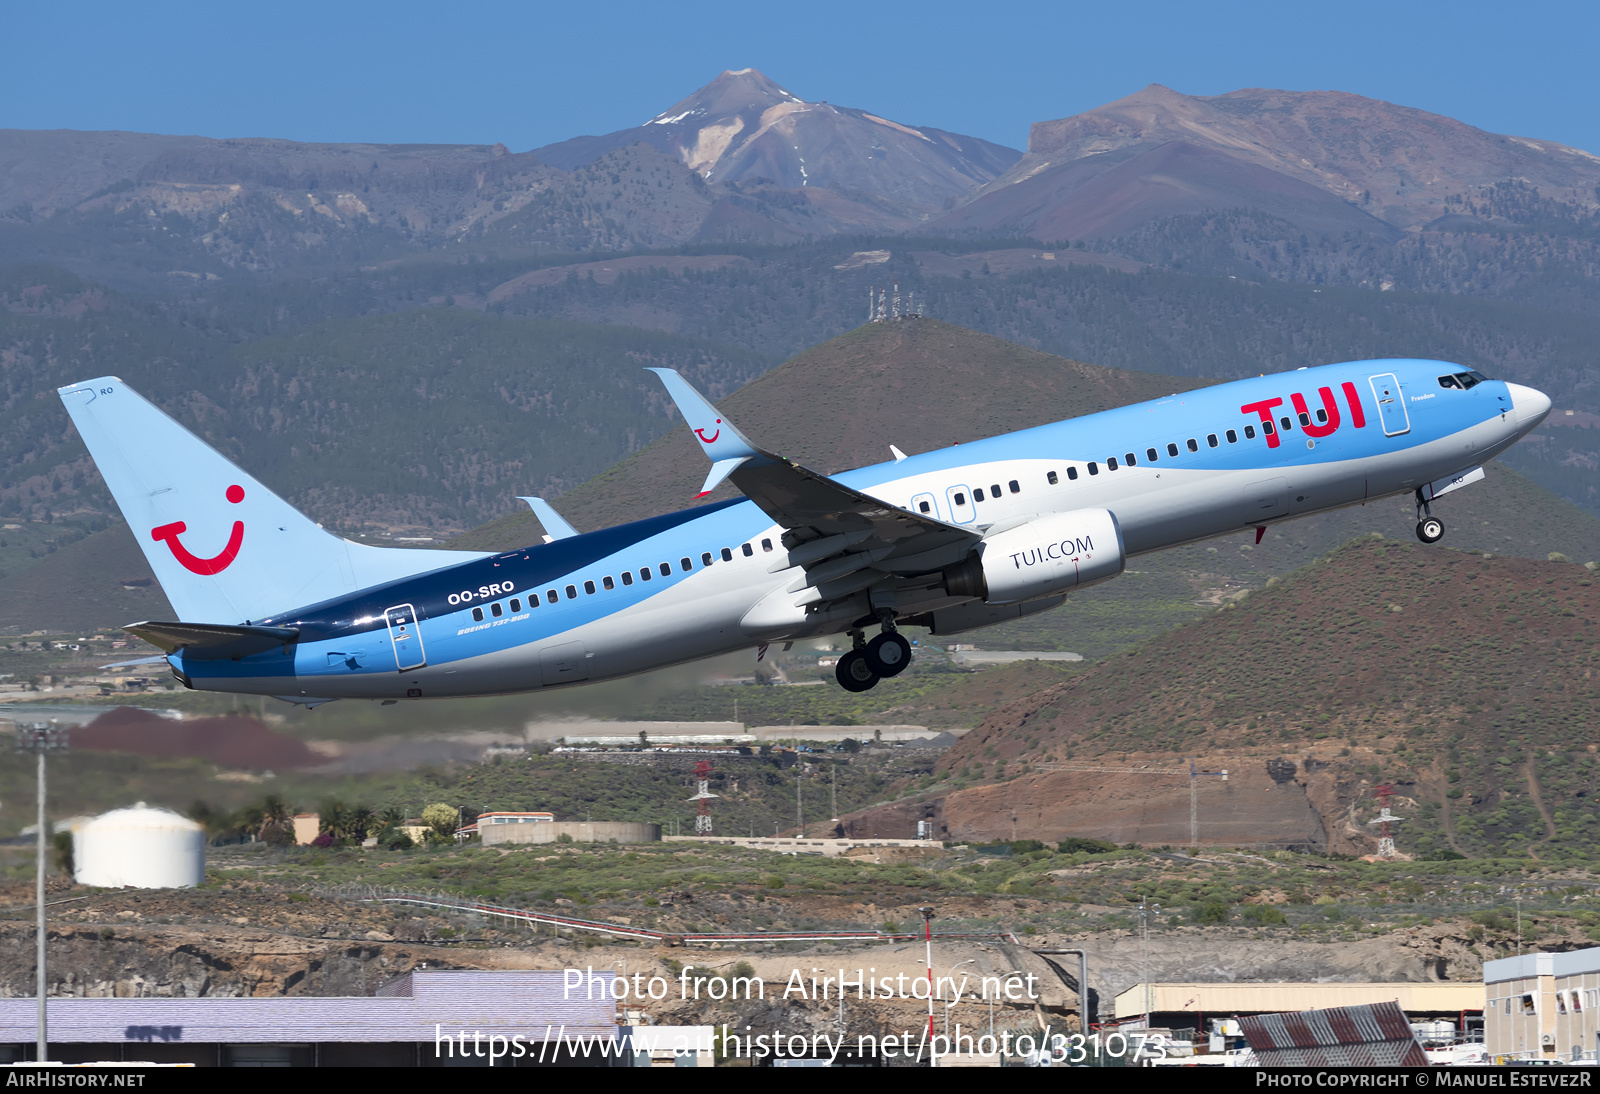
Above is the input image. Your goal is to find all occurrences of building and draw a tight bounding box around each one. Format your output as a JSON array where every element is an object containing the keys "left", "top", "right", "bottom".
[
  {"left": 1115, "top": 982, "right": 1483, "bottom": 1035},
  {"left": 459, "top": 811, "right": 555, "bottom": 838},
  {"left": 1485, "top": 948, "right": 1600, "bottom": 1062},
  {"left": 292, "top": 813, "right": 320, "bottom": 846},
  {"left": 0, "top": 969, "right": 619, "bottom": 1067}
]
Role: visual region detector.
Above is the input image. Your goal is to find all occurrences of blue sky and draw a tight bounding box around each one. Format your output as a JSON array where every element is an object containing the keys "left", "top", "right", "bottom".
[{"left": 9, "top": 1, "right": 1599, "bottom": 155}]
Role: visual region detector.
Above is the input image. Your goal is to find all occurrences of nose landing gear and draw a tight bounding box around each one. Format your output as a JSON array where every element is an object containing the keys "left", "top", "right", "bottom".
[
  {"left": 833, "top": 618, "right": 914, "bottom": 691},
  {"left": 1415, "top": 488, "right": 1445, "bottom": 544}
]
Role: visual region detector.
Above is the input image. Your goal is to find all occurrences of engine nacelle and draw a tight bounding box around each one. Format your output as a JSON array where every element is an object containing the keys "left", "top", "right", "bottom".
[{"left": 943, "top": 508, "right": 1125, "bottom": 605}]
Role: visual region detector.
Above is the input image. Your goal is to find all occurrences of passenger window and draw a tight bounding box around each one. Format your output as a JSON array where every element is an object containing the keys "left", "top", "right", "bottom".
[
  {"left": 702, "top": 552, "right": 713, "bottom": 567},
  {"left": 472, "top": 607, "right": 484, "bottom": 622},
  {"left": 1245, "top": 425, "right": 1257, "bottom": 439},
  {"left": 659, "top": 563, "right": 671, "bottom": 576},
  {"left": 721, "top": 548, "right": 733, "bottom": 562},
  {"left": 1124, "top": 453, "right": 1136, "bottom": 466},
  {"left": 1186, "top": 439, "right": 1198, "bottom": 452},
  {"left": 1106, "top": 457, "right": 1118, "bottom": 471},
  {"left": 602, "top": 576, "right": 615, "bottom": 591},
  {"left": 566, "top": 584, "right": 578, "bottom": 599},
  {"left": 1207, "top": 434, "right": 1218, "bottom": 448},
  {"left": 1009, "top": 480, "right": 1020, "bottom": 493},
  {"left": 919, "top": 500, "right": 931, "bottom": 513},
  {"left": 761, "top": 539, "right": 773, "bottom": 552},
  {"left": 1087, "top": 462, "right": 1099, "bottom": 476},
  {"left": 1263, "top": 420, "right": 1275, "bottom": 435},
  {"left": 742, "top": 543, "right": 754, "bottom": 557},
  {"left": 1146, "top": 448, "right": 1158, "bottom": 462},
  {"left": 1279, "top": 416, "right": 1292, "bottom": 431},
  {"left": 1316, "top": 409, "right": 1327, "bottom": 423},
  {"left": 954, "top": 493, "right": 967, "bottom": 506},
  {"left": 584, "top": 580, "right": 595, "bottom": 594},
  {"left": 1226, "top": 429, "right": 1238, "bottom": 443},
  {"left": 640, "top": 568, "right": 652, "bottom": 582},
  {"left": 990, "top": 484, "right": 1002, "bottom": 497},
  {"left": 621, "top": 571, "right": 633, "bottom": 586},
  {"left": 1167, "top": 443, "right": 1179, "bottom": 457},
  {"left": 973, "top": 487, "right": 985, "bottom": 501},
  {"left": 1047, "top": 471, "right": 1059, "bottom": 485},
  {"left": 491, "top": 602, "right": 503, "bottom": 617},
  {"left": 1066, "top": 466, "right": 1078, "bottom": 480},
  {"left": 511, "top": 598, "right": 523, "bottom": 612},
  {"left": 680, "top": 557, "right": 692, "bottom": 572},
  {"left": 1298, "top": 412, "right": 1310, "bottom": 427},
  {"left": 546, "top": 589, "right": 559, "bottom": 603}
]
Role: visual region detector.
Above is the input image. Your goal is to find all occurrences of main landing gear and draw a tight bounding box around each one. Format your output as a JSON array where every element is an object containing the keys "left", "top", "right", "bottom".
[
  {"left": 1415, "top": 487, "right": 1445, "bottom": 544},
  {"left": 834, "top": 617, "right": 912, "bottom": 692}
]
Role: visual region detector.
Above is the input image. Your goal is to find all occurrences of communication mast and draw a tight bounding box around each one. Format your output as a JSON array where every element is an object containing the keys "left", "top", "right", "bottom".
[
  {"left": 891, "top": 279, "right": 901, "bottom": 320},
  {"left": 687, "top": 760, "right": 718, "bottom": 835},
  {"left": 1367, "top": 784, "right": 1403, "bottom": 859}
]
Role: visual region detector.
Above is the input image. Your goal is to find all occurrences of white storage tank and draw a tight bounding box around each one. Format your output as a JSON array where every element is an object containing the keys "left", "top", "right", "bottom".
[{"left": 73, "top": 803, "right": 205, "bottom": 889}]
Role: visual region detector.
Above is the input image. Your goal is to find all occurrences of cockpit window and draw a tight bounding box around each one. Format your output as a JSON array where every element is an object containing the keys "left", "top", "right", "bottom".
[
  {"left": 1441, "top": 371, "right": 1490, "bottom": 390},
  {"left": 1438, "top": 374, "right": 1462, "bottom": 390}
]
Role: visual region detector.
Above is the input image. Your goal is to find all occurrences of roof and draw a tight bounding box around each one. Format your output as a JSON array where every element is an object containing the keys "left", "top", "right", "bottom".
[
  {"left": 1113, "top": 982, "right": 1484, "bottom": 1018},
  {"left": 0, "top": 970, "right": 615, "bottom": 1045},
  {"left": 1240, "top": 1001, "right": 1429, "bottom": 1068},
  {"left": 1485, "top": 947, "right": 1600, "bottom": 984}
]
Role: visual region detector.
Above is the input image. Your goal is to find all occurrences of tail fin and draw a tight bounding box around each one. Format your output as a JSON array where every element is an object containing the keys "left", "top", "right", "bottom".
[{"left": 59, "top": 377, "right": 489, "bottom": 623}]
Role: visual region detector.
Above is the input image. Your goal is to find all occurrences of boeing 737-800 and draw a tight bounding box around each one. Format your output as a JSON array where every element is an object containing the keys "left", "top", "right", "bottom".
[{"left": 59, "top": 358, "right": 1550, "bottom": 704}]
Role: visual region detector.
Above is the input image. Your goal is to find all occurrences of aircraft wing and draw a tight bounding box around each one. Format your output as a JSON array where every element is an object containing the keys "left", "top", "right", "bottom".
[{"left": 646, "top": 370, "right": 979, "bottom": 579}]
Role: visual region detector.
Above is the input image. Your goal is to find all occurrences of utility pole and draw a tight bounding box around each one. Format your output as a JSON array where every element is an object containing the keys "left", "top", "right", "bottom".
[
  {"left": 920, "top": 907, "right": 936, "bottom": 1047},
  {"left": 796, "top": 757, "right": 803, "bottom": 836},
  {"left": 18, "top": 722, "right": 68, "bottom": 1064},
  {"left": 1138, "top": 896, "right": 1160, "bottom": 1029}
]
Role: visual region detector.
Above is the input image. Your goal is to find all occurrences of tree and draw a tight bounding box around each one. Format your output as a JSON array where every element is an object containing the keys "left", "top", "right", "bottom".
[{"left": 422, "top": 803, "right": 458, "bottom": 841}]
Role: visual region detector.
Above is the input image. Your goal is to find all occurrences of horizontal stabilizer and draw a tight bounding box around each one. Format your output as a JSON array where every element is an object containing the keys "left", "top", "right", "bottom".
[
  {"left": 125, "top": 620, "right": 299, "bottom": 661},
  {"left": 518, "top": 497, "right": 579, "bottom": 540},
  {"left": 97, "top": 655, "right": 169, "bottom": 670}
]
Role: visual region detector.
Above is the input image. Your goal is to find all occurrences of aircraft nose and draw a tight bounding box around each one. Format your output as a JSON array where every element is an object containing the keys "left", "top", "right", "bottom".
[{"left": 1506, "top": 382, "right": 1552, "bottom": 429}]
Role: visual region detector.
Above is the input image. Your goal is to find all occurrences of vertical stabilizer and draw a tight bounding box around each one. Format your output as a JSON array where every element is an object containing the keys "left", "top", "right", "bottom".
[{"left": 59, "top": 377, "right": 488, "bottom": 623}]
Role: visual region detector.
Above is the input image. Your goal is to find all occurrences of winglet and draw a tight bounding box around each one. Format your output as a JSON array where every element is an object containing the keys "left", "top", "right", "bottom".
[
  {"left": 518, "top": 497, "right": 579, "bottom": 541},
  {"left": 645, "top": 368, "right": 766, "bottom": 496}
]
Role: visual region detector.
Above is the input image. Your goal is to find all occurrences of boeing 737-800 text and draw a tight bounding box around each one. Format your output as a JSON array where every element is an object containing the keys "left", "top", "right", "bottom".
[{"left": 59, "top": 358, "right": 1550, "bottom": 703}]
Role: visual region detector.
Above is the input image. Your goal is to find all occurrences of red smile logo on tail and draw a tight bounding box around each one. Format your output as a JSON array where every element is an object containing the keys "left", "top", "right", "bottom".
[
  {"left": 151, "top": 485, "right": 246, "bottom": 575},
  {"left": 694, "top": 419, "right": 722, "bottom": 445}
]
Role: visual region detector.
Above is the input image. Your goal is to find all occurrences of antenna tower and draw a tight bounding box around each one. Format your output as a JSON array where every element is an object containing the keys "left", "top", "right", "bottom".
[
  {"left": 892, "top": 279, "right": 900, "bottom": 320},
  {"left": 687, "top": 760, "right": 718, "bottom": 835}
]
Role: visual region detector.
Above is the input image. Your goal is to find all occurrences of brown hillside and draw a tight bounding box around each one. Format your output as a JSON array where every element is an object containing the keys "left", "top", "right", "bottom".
[
  {"left": 454, "top": 318, "right": 1212, "bottom": 549},
  {"left": 847, "top": 539, "right": 1600, "bottom": 857}
]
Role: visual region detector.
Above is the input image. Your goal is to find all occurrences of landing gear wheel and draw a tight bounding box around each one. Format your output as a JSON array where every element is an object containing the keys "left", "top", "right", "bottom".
[
  {"left": 866, "top": 632, "right": 912, "bottom": 677},
  {"left": 835, "top": 649, "right": 880, "bottom": 692},
  {"left": 1417, "top": 517, "right": 1444, "bottom": 544}
]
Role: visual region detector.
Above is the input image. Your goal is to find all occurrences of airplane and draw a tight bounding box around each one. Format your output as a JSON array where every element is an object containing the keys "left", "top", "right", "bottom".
[{"left": 58, "top": 357, "right": 1550, "bottom": 704}]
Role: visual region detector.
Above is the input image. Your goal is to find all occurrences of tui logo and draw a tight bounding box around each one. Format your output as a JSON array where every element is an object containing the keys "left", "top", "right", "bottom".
[
  {"left": 694, "top": 419, "right": 722, "bottom": 444},
  {"left": 150, "top": 485, "right": 246, "bottom": 575}
]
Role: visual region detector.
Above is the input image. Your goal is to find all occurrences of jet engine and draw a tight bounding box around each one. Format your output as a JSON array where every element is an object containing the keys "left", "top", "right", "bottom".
[{"left": 942, "top": 508, "right": 1125, "bottom": 604}]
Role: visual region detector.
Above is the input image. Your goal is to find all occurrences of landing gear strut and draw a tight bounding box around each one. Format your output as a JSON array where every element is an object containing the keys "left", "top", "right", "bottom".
[
  {"left": 1415, "top": 488, "right": 1445, "bottom": 544},
  {"left": 833, "top": 616, "right": 914, "bottom": 691},
  {"left": 836, "top": 628, "right": 877, "bottom": 692}
]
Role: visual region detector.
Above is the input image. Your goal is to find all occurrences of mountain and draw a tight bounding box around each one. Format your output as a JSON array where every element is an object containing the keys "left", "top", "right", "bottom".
[
  {"left": 932, "top": 85, "right": 1600, "bottom": 304},
  {"left": 940, "top": 83, "right": 1600, "bottom": 238},
  {"left": 532, "top": 69, "right": 1020, "bottom": 215},
  {"left": 863, "top": 537, "right": 1600, "bottom": 859},
  {"left": 0, "top": 72, "right": 1019, "bottom": 284}
]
